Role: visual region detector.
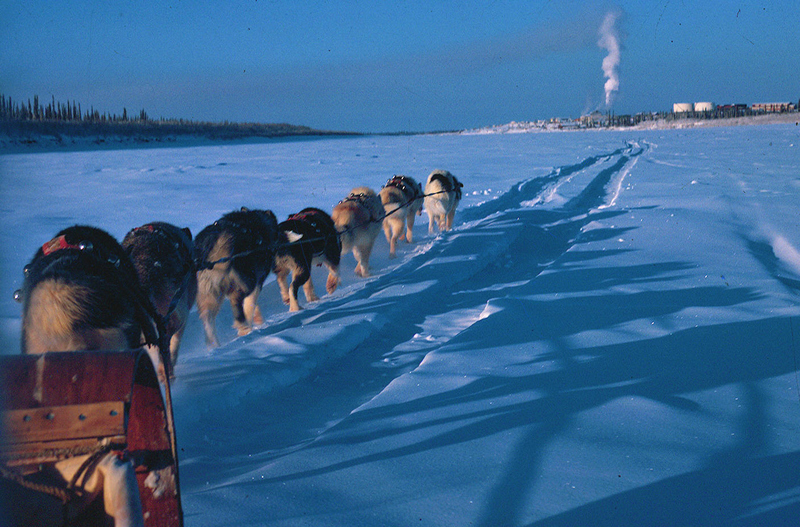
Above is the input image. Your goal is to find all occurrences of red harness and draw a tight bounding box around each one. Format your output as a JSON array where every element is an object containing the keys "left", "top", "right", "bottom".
[{"left": 41, "top": 235, "right": 81, "bottom": 255}]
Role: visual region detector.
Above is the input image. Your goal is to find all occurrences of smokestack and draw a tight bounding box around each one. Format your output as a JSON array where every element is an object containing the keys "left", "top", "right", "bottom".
[{"left": 598, "top": 11, "right": 621, "bottom": 108}]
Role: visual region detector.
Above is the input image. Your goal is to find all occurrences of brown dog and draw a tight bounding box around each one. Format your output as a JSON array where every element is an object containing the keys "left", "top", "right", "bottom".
[
  {"left": 332, "top": 187, "right": 384, "bottom": 277},
  {"left": 424, "top": 169, "right": 463, "bottom": 234},
  {"left": 379, "top": 175, "right": 423, "bottom": 258},
  {"left": 273, "top": 207, "right": 341, "bottom": 311},
  {"left": 122, "top": 222, "right": 197, "bottom": 376},
  {"left": 194, "top": 207, "right": 279, "bottom": 347}
]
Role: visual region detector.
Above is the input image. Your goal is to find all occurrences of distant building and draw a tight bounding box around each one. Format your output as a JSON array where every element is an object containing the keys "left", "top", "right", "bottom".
[
  {"left": 580, "top": 111, "right": 605, "bottom": 127},
  {"left": 751, "top": 102, "right": 794, "bottom": 113},
  {"left": 694, "top": 102, "right": 715, "bottom": 112},
  {"left": 717, "top": 104, "right": 748, "bottom": 111},
  {"left": 673, "top": 103, "right": 693, "bottom": 113}
]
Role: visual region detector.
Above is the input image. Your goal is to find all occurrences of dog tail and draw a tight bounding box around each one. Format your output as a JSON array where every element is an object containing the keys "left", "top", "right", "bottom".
[
  {"left": 427, "top": 171, "right": 453, "bottom": 193},
  {"left": 285, "top": 230, "right": 303, "bottom": 244}
]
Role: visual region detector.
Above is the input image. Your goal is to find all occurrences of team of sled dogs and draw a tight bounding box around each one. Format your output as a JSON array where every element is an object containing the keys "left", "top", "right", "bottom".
[{"left": 7, "top": 170, "right": 461, "bottom": 526}]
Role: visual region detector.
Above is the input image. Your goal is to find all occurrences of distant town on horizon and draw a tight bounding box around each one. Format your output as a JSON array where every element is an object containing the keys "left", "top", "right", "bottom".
[{"left": 1, "top": 93, "right": 799, "bottom": 136}]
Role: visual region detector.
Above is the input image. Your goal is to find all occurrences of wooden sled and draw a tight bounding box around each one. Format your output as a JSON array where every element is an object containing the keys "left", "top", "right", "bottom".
[{"left": 0, "top": 350, "right": 182, "bottom": 527}]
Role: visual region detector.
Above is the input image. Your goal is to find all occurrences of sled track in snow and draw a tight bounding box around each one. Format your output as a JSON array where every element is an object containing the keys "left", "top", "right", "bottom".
[
  {"left": 176, "top": 142, "right": 648, "bottom": 422},
  {"left": 175, "top": 142, "right": 650, "bottom": 490}
]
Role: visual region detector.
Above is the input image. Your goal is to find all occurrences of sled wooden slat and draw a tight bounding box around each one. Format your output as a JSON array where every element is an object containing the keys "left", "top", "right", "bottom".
[
  {"left": 0, "top": 351, "right": 136, "bottom": 410},
  {"left": 2, "top": 401, "right": 125, "bottom": 445},
  {"left": 0, "top": 350, "right": 183, "bottom": 527}
]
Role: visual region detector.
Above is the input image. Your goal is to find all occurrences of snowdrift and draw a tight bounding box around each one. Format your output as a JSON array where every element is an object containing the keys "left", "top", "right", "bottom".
[{"left": 1, "top": 124, "right": 799, "bottom": 525}]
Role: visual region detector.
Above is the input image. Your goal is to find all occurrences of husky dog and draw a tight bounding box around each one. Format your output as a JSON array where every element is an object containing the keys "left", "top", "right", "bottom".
[
  {"left": 16, "top": 225, "right": 163, "bottom": 527},
  {"left": 20, "top": 225, "right": 162, "bottom": 354},
  {"left": 424, "top": 169, "right": 463, "bottom": 234},
  {"left": 379, "top": 175, "right": 423, "bottom": 258},
  {"left": 273, "top": 207, "right": 341, "bottom": 311},
  {"left": 331, "top": 187, "right": 384, "bottom": 277},
  {"left": 194, "top": 207, "right": 279, "bottom": 347},
  {"left": 122, "top": 222, "right": 197, "bottom": 376}
]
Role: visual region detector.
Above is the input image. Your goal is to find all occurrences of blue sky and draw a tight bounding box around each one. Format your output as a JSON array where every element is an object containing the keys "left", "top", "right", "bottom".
[{"left": 1, "top": 0, "right": 798, "bottom": 132}]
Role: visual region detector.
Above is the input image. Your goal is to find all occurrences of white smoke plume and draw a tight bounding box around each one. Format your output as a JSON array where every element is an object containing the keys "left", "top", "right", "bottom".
[{"left": 598, "top": 11, "right": 621, "bottom": 108}]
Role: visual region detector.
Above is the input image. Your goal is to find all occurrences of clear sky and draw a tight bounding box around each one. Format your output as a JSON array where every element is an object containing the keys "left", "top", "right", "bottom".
[{"left": 1, "top": 0, "right": 798, "bottom": 133}]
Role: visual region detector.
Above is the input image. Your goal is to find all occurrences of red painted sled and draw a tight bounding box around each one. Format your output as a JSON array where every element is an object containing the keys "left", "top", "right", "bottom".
[{"left": 0, "top": 350, "right": 182, "bottom": 526}]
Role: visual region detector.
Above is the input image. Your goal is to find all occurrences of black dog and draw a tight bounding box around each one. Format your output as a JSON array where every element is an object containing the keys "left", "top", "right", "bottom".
[
  {"left": 19, "top": 224, "right": 161, "bottom": 355},
  {"left": 122, "top": 222, "right": 197, "bottom": 375},
  {"left": 194, "top": 207, "right": 279, "bottom": 347},
  {"left": 274, "top": 207, "right": 341, "bottom": 311}
]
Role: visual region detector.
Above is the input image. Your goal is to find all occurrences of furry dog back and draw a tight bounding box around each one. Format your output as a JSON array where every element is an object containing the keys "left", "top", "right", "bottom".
[
  {"left": 194, "top": 207, "right": 279, "bottom": 346},
  {"left": 20, "top": 225, "right": 161, "bottom": 354}
]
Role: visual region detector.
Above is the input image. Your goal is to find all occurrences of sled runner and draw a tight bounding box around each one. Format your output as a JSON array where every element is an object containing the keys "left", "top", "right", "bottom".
[{"left": 0, "top": 349, "right": 182, "bottom": 527}]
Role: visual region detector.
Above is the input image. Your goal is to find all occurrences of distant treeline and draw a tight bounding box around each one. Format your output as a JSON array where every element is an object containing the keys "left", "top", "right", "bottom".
[
  {"left": 1, "top": 93, "right": 153, "bottom": 123},
  {"left": 0, "top": 93, "right": 356, "bottom": 140}
]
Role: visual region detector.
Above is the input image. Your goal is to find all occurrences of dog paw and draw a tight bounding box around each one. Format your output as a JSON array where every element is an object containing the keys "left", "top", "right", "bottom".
[{"left": 235, "top": 324, "right": 252, "bottom": 337}]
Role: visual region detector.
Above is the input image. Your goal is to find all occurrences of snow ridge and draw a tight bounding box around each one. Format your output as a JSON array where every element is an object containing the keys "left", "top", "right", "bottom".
[{"left": 174, "top": 142, "right": 648, "bottom": 446}]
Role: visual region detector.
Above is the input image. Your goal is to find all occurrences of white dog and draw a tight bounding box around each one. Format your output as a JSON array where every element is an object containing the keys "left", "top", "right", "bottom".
[{"left": 424, "top": 169, "right": 463, "bottom": 234}]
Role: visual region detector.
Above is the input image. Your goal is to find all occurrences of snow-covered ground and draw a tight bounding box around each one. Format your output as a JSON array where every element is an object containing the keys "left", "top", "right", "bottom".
[{"left": 1, "top": 124, "right": 800, "bottom": 525}]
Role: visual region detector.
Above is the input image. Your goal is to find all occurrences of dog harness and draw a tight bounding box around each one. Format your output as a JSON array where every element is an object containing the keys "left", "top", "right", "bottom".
[
  {"left": 383, "top": 175, "right": 421, "bottom": 200},
  {"left": 286, "top": 210, "right": 324, "bottom": 230},
  {"left": 38, "top": 234, "right": 119, "bottom": 268},
  {"left": 42, "top": 235, "right": 84, "bottom": 255},
  {"left": 338, "top": 193, "right": 383, "bottom": 223},
  {"left": 126, "top": 223, "right": 194, "bottom": 270}
]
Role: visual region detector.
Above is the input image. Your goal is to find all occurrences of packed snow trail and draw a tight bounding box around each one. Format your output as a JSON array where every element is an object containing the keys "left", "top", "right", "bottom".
[
  {"left": 3, "top": 126, "right": 799, "bottom": 526},
  {"left": 176, "top": 142, "right": 648, "bottom": 504}
]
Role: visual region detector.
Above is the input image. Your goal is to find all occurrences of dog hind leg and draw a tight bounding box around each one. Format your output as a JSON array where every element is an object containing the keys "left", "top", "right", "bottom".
[
  {"left": 196, "top": 269, "right": 225, "bottom": 347},
  {"left": 386, "top": 217, "right": 402, "bottom": 258},
  {"left": 382, "top": 219, "right": 393, "bottom": 245},
  {"left": 446, "top": 209, "right": 456, "bottom": 231},
  {"left": 405, "top": 211, "right": 417, "bottom": 243},
  {"left": 198, "top": 302, "right": 221, "bottom": 348},
  {"left": 325, "top": 262, "right": 340, "bottom": 294},
  {"left": 275, "top": 267, "right": 292, "bottom": 305},
  {"left": 302, "top": 274, "right": 319, "bottom": 303},
  {"left": 353, "top": 243, "right": 374, "bottom": 277},
  {"left": 168, "top": 324, "right": 186, "bottom": 376},
  {"left": 242, "top": 284, "right": 263, "bottom": 328},
  {"left": 228, "top": 288, "right": 250, "bottom": 336},
  {"left": 286, "top": 267, "right": 309, "bottom": 311}
]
